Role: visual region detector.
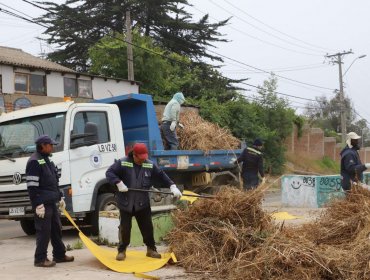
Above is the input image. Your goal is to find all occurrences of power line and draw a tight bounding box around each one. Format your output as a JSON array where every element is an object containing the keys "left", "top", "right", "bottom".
[
  {"left": 241, "top": 82, "right": 316, "bottom": 101},
  {"left": 0, "top": 7, "right": 49, "bottom": 28},
  {"left": 221, "top": 0, "right": 335, "bottom": 53},
  {"left": 0, "top": 2, "right": 33, "bottom": 19},
  {"left": 207, "top": 48, "right": 335, "bottom": 91},
  {"left": 191, "top": 5, "right": 322, "bottom": 57},
  {"left": 223, "top": 64, "right": 329, "bottom": 74},
  {"left": 207, "top": 0, "right": 324, "bottom": 56}
]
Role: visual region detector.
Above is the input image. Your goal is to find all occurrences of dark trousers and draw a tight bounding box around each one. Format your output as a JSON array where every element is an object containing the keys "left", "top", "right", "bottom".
[
  {"left": 118, "top": 207, "right": 155, "bottom": 252},
  {"left": 34, "top": 203, "right": 66, "bottom": 263},
  {"left": 242, "top": 172, "right": 259, "bottom": 190},
  {"left": 161, "top": 122, "right": 178, "bottom": 150}
]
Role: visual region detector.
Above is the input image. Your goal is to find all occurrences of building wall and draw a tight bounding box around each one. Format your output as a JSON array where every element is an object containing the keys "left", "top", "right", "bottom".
[
  {"left": 92, "top": 77, "right": 139, "bottom": 99},
  {"left": 324, "top": 137, "right": 336, "bottom": 159},
  {"left": 0, "top": 64, "right": 139, "bottom": 113},
  {"left": 0, "top": 65, "right": 14, "bottom": 94}
]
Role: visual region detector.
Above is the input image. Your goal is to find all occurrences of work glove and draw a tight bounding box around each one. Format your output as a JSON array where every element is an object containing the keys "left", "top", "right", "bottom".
[
  {"left": 116, "top": 181, "right": 128, "bottom": 192},
  {"left": 170, "top": 184, "right": 182, "bottom": 198},
  {"left": 170, "top": 121, "right": 176, "bottom": 132},
  {"left": 365, "top": 163, "right": 370, "bottom": 168},
  {"left": 178, "top": 123, "right": 184, "bottom": 129},
  {"left": 59, "top": 198, "right": 66, "bottom": 211},
  {"left": 35, "top": 204, "right": 45, "bottom": 218},
  {"left": 261, "top": 177, "right": 267, "bottom": 185}
]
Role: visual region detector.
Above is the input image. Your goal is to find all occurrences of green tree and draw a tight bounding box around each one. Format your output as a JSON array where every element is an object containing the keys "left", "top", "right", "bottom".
[
  {"left": 37, "top": 0, "right": 229, "bottom": 71},
  {"left": 199, "top": 75, "right": 298, "bottom": 174},
  {"left": 89, "top": 33, "right": 242, "bottom": 102}
]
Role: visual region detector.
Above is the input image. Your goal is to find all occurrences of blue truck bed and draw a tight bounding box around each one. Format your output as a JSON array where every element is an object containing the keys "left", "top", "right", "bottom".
[{"left": 94, "top": 93, "right": 242, "bottom": 173}]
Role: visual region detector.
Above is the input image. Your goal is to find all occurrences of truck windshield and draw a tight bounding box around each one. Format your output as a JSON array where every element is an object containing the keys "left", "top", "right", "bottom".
[{"left": 0, "top": 113, "right": 65, "bottom": 159}]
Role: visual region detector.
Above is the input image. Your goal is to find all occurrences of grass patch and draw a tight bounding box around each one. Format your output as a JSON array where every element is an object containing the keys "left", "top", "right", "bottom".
[
  {"left": 66, "top": 239, "right": 84, "bottom": 251},
  {"left": 286, "top": 153, "right": 339, "bottom": 175}
]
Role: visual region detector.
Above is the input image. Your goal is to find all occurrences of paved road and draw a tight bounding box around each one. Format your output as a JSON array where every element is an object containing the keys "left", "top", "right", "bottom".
[{"left": 0, "top": 220, "right": 26, "bottom": 240}]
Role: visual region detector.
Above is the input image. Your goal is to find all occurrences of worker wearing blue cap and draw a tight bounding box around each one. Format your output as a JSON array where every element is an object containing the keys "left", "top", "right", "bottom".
[
  {"left": 25, "top": 135, "right": 74, "bottom": 267},
  {"left": 235, "top": 138, "right": 266, "bottom": 190}
]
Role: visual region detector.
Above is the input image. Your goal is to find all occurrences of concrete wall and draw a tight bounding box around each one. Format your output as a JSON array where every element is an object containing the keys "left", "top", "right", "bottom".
[
  {"left": 287, "top": 125, "right": 325, "bottom": 159},
  {"left": 324, "top": 137, "right": 336, "bottom": 159}
]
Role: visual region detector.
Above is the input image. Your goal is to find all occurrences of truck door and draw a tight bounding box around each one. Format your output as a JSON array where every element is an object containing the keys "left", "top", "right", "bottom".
[{"left": 68, "top": 108, "right": 118, "bottom": 212}]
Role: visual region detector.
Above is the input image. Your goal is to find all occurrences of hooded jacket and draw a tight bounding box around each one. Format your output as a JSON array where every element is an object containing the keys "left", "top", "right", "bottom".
[{"left": 162, "top": 92, "right": 185, "bottom": 122}]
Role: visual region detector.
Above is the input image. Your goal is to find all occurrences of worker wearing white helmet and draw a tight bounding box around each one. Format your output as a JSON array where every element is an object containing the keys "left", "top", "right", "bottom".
[{"left": 340, "top": 132, "right": 370, "bottom": 191}]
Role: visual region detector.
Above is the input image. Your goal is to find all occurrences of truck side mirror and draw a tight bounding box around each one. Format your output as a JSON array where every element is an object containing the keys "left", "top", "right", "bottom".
[{"left": 70, "top": 122, "right": 99, "bottom": 149}]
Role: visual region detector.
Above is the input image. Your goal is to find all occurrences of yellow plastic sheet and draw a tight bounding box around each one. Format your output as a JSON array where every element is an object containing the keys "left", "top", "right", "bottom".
[
  {"left": 63, "top": 209, "right": 176, "bottom": 277},
  {"left": 180, "top": 190, "right": 199, "bottom": 204},
  {"left": 271, "top": 211, "right": 303, "bottom": 220}
]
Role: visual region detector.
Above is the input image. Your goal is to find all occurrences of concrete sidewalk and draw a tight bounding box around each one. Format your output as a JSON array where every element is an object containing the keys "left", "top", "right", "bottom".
[{"left": 0, "top": 233, "right": 194, "bottom": 280}]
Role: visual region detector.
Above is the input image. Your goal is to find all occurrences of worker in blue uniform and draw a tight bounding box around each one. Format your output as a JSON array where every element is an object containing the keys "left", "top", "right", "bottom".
[
  {"left": 161, "top": 92, "right": 185, "bottom": 150},
  {"left": 106, "top": 143, "right": 182, "bottom": 261},
  {"left": 26, "top": 135, "right": 74, "bottom": 267},
  {"left": 340, "top": 132, "right": 370, "bottom": 191},
  {"left": 235, "top": 138, "right": 266, "bottom": 190}
]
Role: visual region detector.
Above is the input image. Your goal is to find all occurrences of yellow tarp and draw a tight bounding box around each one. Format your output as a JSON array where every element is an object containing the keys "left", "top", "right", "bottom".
[
  {"left": 271, "top": 211, "right": 303, "bottom": 220},
  {"left": 63, "top": 209, "right": 176, "bottom": 277},
  {"left": 180, "top": 190, "right": 199, "bottom": 204}
]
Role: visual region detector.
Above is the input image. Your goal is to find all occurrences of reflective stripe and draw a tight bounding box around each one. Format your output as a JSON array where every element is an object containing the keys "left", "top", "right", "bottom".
[
  {"left": 247, "top": 147, "right": 262, "bottom": 155},
  {"left": 27, "top": 182, "right": 39, "bottom": 187},
  {"left": 37, "top": 159, "right": 46, "bottom": 165},
  {"left": 26, "top": 176, "right": 39, "bottom": 181},
  {"left": 142, "top": 163, "right": 153, "bottom": 169},
  {"left": 122, "top": 161, "right": 133, "bottom": 167}
]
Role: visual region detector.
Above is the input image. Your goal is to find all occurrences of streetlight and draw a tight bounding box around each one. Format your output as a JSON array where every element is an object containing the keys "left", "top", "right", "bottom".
[{"left": 343, "top": 54, "right": 367, "bottom": 77}]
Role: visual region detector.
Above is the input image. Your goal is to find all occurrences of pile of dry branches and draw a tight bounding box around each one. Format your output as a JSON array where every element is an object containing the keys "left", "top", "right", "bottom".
[
  {"left": 167, "top": 186, "right": 370, "bottom": 279},
  {"left": 156, "top": 106, "right": 240, "bottom": 150},
  {"left": 177, "top": 111, "right": 240, "bottom": 150}
]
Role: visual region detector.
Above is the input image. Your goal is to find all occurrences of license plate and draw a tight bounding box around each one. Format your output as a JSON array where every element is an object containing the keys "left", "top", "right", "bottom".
[{"left": 9, "top": 207, "right": 25, "bottom": 216}]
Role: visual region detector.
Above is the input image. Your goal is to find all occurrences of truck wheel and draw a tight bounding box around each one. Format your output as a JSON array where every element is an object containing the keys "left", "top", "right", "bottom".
[
  {"left": 90, "top": 193, "right": 117, "bottom": 235},
  {"left": 20, "top": 219, "right": 36, "bottom": 235}
]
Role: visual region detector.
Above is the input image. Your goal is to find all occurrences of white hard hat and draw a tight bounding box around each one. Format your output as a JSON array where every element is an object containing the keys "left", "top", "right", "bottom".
[{"left": 346, "top": 132, "right": 361, "bottom": 148}]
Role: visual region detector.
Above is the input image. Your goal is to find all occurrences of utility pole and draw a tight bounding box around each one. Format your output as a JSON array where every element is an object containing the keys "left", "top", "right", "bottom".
[
  {"left": 326, "top": 50, "right": 353, "bottom": 144},
  {"left": 125, "top": 10, "right": 134, "bottom": 81}
]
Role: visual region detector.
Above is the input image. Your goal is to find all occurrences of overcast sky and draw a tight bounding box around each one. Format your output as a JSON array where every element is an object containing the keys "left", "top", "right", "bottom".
[{"left": 1, "top": 0, "right": 369, "bottom": 125}]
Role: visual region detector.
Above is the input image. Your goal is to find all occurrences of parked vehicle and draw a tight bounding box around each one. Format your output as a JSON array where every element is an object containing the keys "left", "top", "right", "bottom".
[{"left": 0, "top": 93, "right": 242, "bottom": 235}]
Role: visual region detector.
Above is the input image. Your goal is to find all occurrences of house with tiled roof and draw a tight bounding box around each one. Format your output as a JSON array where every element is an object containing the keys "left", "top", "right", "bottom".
[{"left": 0, "top": 46, "right": 139, "bottom": 113}]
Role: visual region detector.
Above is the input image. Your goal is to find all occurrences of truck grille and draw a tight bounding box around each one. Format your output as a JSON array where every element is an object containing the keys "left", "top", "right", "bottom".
[
  {"left": 0, "top": 174, "right": 26, "bottom": 185},
  {"left": 0, "top": 190, "right": 31, "bottom": 213}
]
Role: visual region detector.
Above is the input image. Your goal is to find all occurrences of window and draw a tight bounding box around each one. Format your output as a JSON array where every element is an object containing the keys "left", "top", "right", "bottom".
[
  {"left": 63, "top": 78, "right": 93, "bottom": 98},
  {"left": 30, "top": 74, "right": 46, "bottom": 95},
  {"left": 15, "top": 73, "right": 28, "bottom": 92},
  {"left": 78, "top": 79, "right": 93, "bottom": 98},
  {"left": 0, "top": 75, "right": 2, "bottom": 94},
  {"left": 14, "top": 73, "right": 46, "bottom": 95},
  {"left": 71, "top": 111, "right": 109, "bottom": 146},
  {"left": 64, "top": 78, "right": 77, "bottom": 97},
  {"left": 0, "top": 113, "right": 66, "bottom": 158}
]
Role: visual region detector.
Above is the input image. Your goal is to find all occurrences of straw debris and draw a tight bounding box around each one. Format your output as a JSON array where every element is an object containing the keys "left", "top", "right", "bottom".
[
  {"left": 177, "top": 111, "right": 240, "bottom": 150},
  {"left": 167, "top": 186, "right": 370, "bottom": 279},
  {"left": 156, "top": 106, "right": 240, "bottom": 150}
]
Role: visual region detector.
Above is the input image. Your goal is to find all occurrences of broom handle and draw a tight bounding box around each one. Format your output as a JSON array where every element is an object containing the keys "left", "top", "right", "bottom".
[{"left": 128, "top": 188, "right": 215, "bottom": 199}]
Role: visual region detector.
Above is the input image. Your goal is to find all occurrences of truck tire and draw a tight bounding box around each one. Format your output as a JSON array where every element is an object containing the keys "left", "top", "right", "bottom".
[
  {"left": 20, "top": 219, "right": 36, "bottom": 235},
  {"left": 90, "top": 193, "right": 117, "bottom": 235}
]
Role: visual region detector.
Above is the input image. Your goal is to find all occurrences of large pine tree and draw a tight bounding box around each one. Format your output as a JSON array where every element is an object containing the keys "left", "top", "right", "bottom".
[{"left": 37, "top": 0, "right": 229, "bottom": 71}]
